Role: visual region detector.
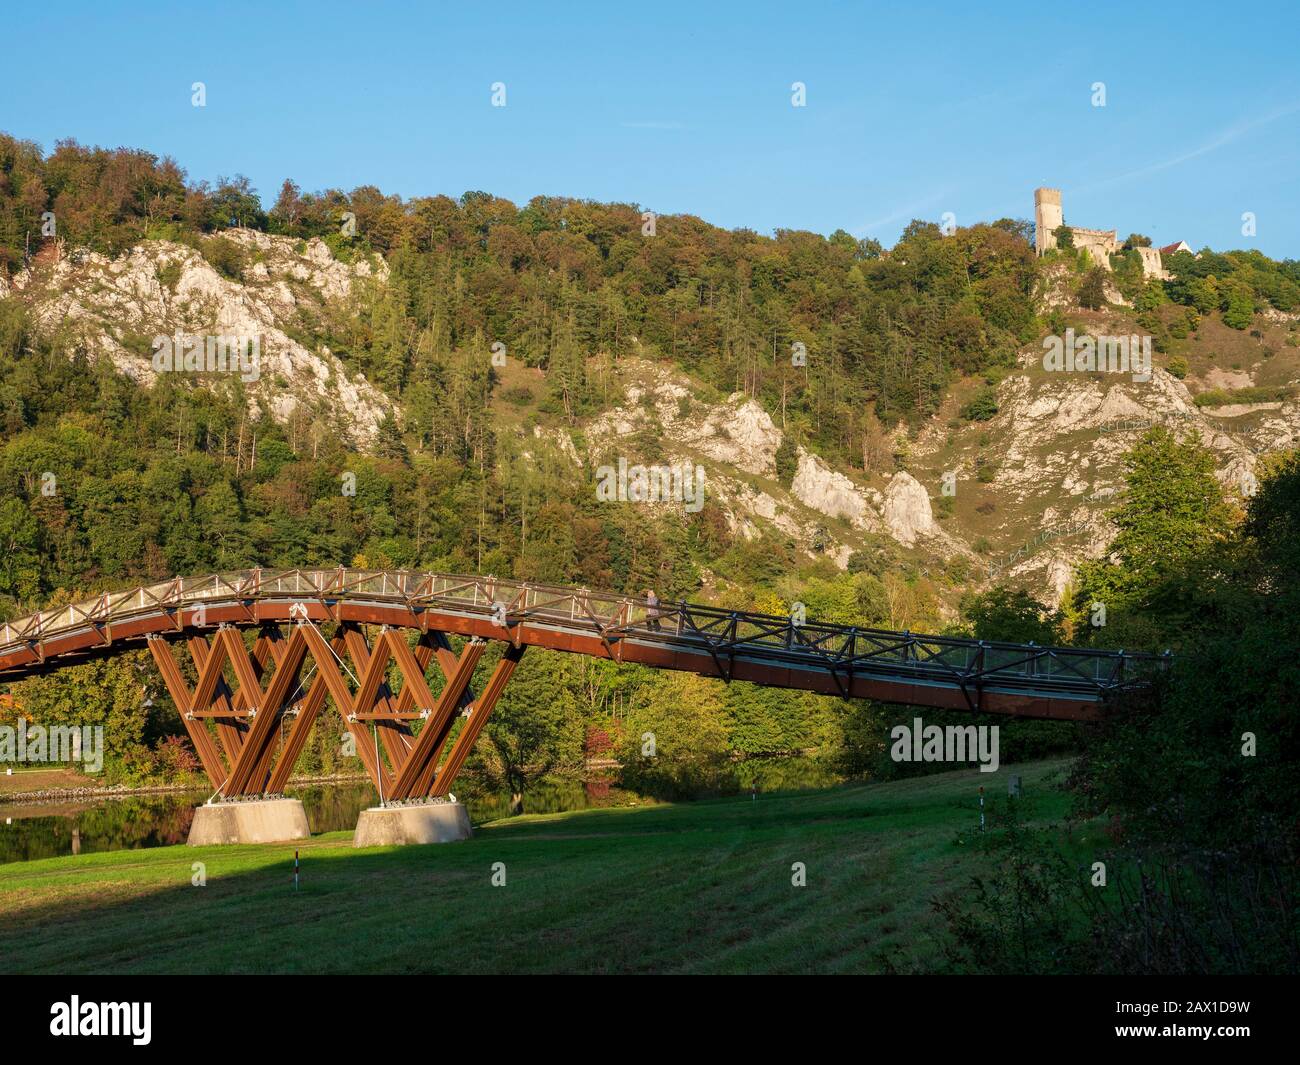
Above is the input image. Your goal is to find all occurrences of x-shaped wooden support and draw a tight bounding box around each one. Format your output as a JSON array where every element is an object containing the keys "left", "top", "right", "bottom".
[
  {"left": 430, "top": 643, "right": 525, "bottom": 797},
  {"left": 149, "top": 621, "right": 525, "bottom": 802},
  {"left": 298, "top": 624, "right": 397, "bottom": 797},
  {"left": 147, "top": 636, "right": 227, "bottom": 790},
  {"left": 222, "top": 627, "right": 308, "bottom": 795}
]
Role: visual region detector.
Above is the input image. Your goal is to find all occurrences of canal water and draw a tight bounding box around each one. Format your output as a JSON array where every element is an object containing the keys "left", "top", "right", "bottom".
[{"left": 0, "top": 757, "right": 844, "bottom": 865}]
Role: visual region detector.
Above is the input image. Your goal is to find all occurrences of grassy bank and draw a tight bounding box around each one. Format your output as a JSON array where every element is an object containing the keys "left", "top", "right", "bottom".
[{"left": 0, "top": 759, "right": 1097, "bottom": 974}]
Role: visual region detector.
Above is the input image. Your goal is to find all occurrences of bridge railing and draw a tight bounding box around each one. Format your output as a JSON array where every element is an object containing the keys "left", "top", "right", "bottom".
[{"left": 0, "top": 568, "right": 1170, "bottom": 698}]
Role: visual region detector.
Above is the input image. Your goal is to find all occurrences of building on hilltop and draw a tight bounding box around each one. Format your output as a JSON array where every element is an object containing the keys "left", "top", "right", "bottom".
[{"left": 1034, "top": 187, "right": 1184, "bottom": 281}]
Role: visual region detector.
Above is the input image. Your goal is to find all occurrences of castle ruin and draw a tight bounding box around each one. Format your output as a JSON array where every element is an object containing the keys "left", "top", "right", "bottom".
[{"left": 1034, "top": 187, "right": 1172, "bottom": 279}]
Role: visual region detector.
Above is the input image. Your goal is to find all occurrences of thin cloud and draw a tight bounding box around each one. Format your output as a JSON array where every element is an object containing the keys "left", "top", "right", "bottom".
[
  {"left": 853, "top": 189, "right": 951, "bottom": 236},
  {"left": 1079, "top": 100, "right": 1300, "bottom": 192}
]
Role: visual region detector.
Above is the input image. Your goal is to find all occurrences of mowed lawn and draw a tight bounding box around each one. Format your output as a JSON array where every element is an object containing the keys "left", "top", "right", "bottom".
[{"left": 0, "top": 760, "right": 1088, "bottom": 974}]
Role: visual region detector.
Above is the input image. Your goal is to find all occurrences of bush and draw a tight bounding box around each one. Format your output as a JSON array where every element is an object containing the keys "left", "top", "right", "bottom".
[
  {"left": 156, "top": 260, "right": 183, "bottom": 293},
  {"left": 199, "top": 236, "right": 247, "bottom": 281},
  {"left": 1222, "top": 280, "right": 1256, "bottom": 330},
  {"left": 928, "top": 798, "right": 1300, "bottom": 975},
  {"left": 960, "top": 387, "right": 998, "bottom": 422},
  {"left": 774, "top": 434, "right": 798, "bottom": 486},
  {"left": 1193, "top": 385, "right": 1293, "bottom": 407}
]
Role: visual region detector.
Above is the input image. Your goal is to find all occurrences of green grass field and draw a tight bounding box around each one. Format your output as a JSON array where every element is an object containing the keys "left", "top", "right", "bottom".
[{"left": 0, "top": 759, "right": 1094, "bottom": 974}]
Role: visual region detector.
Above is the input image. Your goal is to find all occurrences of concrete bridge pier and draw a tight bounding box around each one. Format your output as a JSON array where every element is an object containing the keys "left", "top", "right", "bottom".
[
  {"left": 187, "top": 797, "right": 310, "bottom": 846},
  {"left": 352, "top": 800, "right": 473, "bottom": 847}
]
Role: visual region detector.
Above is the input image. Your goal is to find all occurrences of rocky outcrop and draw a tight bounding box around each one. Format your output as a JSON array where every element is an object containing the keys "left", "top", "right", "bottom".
[
  {"left": 790, "top": 449, "right": 880, "bottom": 530},
  {"left": 994, "top": 360, "right": 1263, "bottom": 501},
  {"left": 881, "top": 472, "right": 936, "bottom": 546},
  {"left": 583, "top": 366, "right": 783, "bottom": 477},
  {"left": 11, "top": 230, "right": 391, "bottom": 448}
]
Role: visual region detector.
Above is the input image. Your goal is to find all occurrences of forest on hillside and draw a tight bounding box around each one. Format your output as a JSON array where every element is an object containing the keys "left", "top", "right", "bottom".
[{"left": 5, "top": 134, "right": 1298, "bottom": 457}]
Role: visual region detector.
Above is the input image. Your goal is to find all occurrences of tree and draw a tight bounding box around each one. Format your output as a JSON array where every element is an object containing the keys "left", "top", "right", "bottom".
[
  {"left": 0, "top": 497, "right": 42, "bottom": 608},
  {"left": 960, "top": 586, "right": 1061, "bottom": 644},
  {"left": 474, "top": 650, "right": 584, "bottom": 813},
  {"left": 960, "top": 386, "right": 998, "bottom": 421},
  {"left": 1071, "top": 427, "right": 1232, "bottom": 645},
  {"left": 1078, "top": 267, "right": 1108, "bottom": 309},
  {"left": 1221, "top": 279, "right": 1255, "bottom": 330},
  {"left": 1077, "top": 446, "right": 1300, "bottom": 857},
  {"left": 269, "top": 179, "right": 303, "bottom": 233},
  {"left": 206, "top": 175, "right": 266, "bottom": 230},
  {"left": 774, "top": 433, "right": 798, "bottom": 486},
  {"left": 619, "top": 671, "right": 731, "bottom": 799},
  {"left": 12, "top": 652, "right": 154, "bottom": 779}
]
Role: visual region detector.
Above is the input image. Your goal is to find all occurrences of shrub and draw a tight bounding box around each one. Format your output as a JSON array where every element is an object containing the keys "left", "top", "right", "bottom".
[
  {"left": 1193, "top": 385, "right": 1293, "bottom": 407},
  {"left": 960, "top": 387, "right": 998, "bottom": 422},
  {"left": 199, "top": 236, "right": 247, "bottom": 281},
  {"left": 1078, "top": 267, "right": 1108, "bottom": 310},
  {"left": 156, "top": 260, "right": 183, "bottom": 293},
  {"left": 774, "top": 434, "right": 798, "bottom": 486}
]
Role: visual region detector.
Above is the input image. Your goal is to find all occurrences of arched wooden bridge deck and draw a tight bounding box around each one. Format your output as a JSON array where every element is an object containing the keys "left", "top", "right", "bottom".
[{"left": 0, "top": 569, "right": 1167, "bottom": 800}]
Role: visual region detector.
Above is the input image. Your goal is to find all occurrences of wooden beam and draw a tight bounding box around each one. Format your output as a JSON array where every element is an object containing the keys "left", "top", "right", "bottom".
[
  {"left": 242, "top": 626, "right": 302, "bottom": 791},
  {"left": 187, "top": 635, "right": 246, "bottom": 765},
  {"left": 431, "top": 644, "right": 525, "bottom": 797},
  {"left": 342, "top": 625, "right": 413, "bottom": 774},
  {"left": 299, "top": 624, "right": 393, "bottom": 797},
  {"left": 147, "top": 638, "right": 225, "bottom": 789},
  {"left": 265, "top": 632, "right": 346, "bottom": 793},
  {"left": 406, "top": 631, "right": 481, "bottom": 795},
  {"left": 388, "top": 638, "right": 486, "bottom": 800},
  {"left": 222, "top": 628, "right": 307, "bottom": 795}
]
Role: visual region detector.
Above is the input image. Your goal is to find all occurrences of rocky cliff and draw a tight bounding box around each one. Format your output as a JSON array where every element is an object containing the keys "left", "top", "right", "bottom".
[{"left": 5, "top": 230, "right": 391, "bottom": 447}]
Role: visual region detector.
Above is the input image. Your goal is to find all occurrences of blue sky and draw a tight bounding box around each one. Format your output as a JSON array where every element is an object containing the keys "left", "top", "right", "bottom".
[{"left": 4, "top": 0, "right": 1298, "bottom": 255}]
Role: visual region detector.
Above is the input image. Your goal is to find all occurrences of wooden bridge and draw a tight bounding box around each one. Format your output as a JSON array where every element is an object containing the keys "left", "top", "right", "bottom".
[{"left": 0, "top": 569, "right": 1167, "bottom": 801}]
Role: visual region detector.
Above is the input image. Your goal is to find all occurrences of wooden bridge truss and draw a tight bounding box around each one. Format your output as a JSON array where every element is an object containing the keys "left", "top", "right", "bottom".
[
  {"left": 142, "top": 620, "right": 524, "bottom": 800},
  {"left": 0, "top": 569, "right": 1169, "bottom": 800}
]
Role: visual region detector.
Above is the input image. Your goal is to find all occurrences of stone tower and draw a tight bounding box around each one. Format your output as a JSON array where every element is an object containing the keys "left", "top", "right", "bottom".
[{"left": 1034, "top": 187, "right": 1062, "bottom": 255}]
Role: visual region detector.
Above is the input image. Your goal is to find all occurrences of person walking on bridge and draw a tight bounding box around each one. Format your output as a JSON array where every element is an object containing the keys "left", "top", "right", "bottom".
[{"left": 644, "top": 588, "right": 662, "bottom": 632}]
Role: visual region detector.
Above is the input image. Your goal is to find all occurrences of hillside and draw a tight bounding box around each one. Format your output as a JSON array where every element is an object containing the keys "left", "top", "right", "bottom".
[
  {"left": 2, "top": 133, "right": 1300, "bottom": 621},
  {"left": 3, "top": 224, "right": 1299, "bottom": 617}
]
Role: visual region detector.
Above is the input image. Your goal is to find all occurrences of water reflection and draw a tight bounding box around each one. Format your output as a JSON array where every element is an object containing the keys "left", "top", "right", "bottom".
[
  {"left": 0, "top": 756, "right": 842, "bottom": 864},
  {"left": 0, "top": 784, "right": 381, "bottom": 865}
]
